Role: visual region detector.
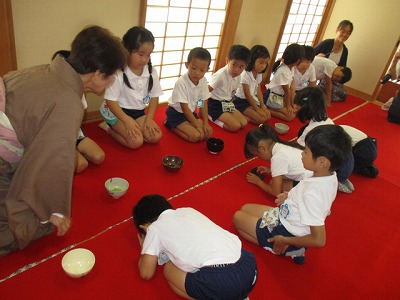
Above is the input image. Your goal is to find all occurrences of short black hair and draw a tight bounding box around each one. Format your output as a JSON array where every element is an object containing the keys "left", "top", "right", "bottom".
[
  {"left": 303, "top": 45, "right": 315, "bottom": 62},
  {"left": 295, "top": 87, "right": 328, "bottom": 123},
  {"left": 339, "top": 67, "right": 352, "bottom": 84},
  {"left": 228, "top": 45, "right": 251, "bottom": 64},
  {"left": 305, "top": 124, "right": 352, "bottom": 171},
  {"left": 132, "top": 194, "right": 173, "bottom": 234},
  {"left": 337, "top": 20, "right": 353, "bottom": 33},
  {"left": 187, "top": 47, "right": 212, "bottom": 66}
]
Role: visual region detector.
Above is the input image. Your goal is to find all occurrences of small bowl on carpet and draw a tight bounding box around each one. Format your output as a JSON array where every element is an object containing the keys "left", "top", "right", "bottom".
[
  {"left": 275, "top": 123, "right": 289, "bottom": 135},
  {"left": 162, "top": 155, "right": 184, "bottom": 172},
  {"left": 207, "top": 137, "right": 224, "bottom": 154},
  {"left": 62, "top": 248, "right": 95, "bottom": 278},
  {"left": 105, "top": 177, "right": 129, "bottom": 199}
]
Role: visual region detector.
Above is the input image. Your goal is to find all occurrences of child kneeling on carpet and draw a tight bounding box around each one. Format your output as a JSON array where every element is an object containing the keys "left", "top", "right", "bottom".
[
  {"left": 133, "top": 194, "right": 258, "bottom": 300},
  {"left": 207, "top": 44, "right": 251, "bottom": 131},
  {"left": 233, "top": 124, "right": 352, "bottom": 264},
  {"left": 164, "top": 47, "right": 213, "bottom": 142},
  {"left": 244, "top": 124, "right": 312, "bottom": 197},
  {"left": 295, "top": 87, "right": 355, "bottom": 193}
]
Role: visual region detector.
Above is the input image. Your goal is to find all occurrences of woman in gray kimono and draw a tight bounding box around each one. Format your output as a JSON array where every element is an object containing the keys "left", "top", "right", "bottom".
[{"left": 0, "top": 26, "right": 126, "bottom": 256}]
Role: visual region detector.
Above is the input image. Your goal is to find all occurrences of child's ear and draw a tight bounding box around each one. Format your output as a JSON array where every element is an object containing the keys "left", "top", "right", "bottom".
[
  {"left": 185, "top": 62, "right": 189, "bottom": 69},
  {"left": 139, "top": 224, "right": 149, "bottom": 233},
  {"left": 317, "top": 156, "right": 331, "bottom": 170}
]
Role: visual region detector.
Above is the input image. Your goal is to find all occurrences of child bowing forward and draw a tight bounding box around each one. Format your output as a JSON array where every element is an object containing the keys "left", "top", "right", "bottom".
[
  {"left": 164, "top": 47, "right": 213, "bottom": 142},
  {"left": 233, "top": 124, "right": 352, "bottom": 264},
  {"left": 134, "top": 194, "right": 258, "bottom": 300}
]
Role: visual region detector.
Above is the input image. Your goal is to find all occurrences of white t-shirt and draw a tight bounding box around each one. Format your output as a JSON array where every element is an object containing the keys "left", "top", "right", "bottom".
[
  {"left": 266, "top": 63, "right": 293, "bottom": 95},
  {"left": 340, "top": 125, "right": 368, "bottom": 146},
  {"left": 271, "top": 143, "right": 313, "bottom": 181},
  {"left": 312, "top": 56, "right": 337, "bottom": 80},
  {"left": 279, "top": 173, "right": 337, "bottom": 237},
  {"left": 141, "top": 208, "right": 241, "bottom": 273},
  {"left": 235, "top": 70, "right": 262, "bottom": 101},
  {"left": 328, "top": 49, "right": 343, "bottom": 65},
  {"left": 292, "top": 65, "right": 316, "bottom": 91},
  {"left": 104, "top": 65, "right": 163, "bottom": 110},
  {"left": 297, "top": 118, "right": 335, "bottom": 147},
  {"left": 168, "top": 72, "right": 211, "bottom": 113},
  {"left": 209, "top": 65, "right": 241, "bottom": 101}
]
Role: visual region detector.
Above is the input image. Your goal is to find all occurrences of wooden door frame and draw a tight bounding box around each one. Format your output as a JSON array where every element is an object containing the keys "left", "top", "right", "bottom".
[
  {"left": 371, "top": 36, "right": 400, "bottom": 102},
  {"left": 0, "top": 0, "right": 17, "bottom": 76}
]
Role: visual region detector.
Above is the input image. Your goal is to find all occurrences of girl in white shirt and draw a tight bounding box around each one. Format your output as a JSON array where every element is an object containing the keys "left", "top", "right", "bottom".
[
  {"left": 265, "top": 43, "right": 304, "bottom": 121},
  {"left": 244, "top": 124, "right": 312, "bottom": 197},
  {"left": 234, "top": 45, "right": 271, "bottom": 125},
  {"left": 101, "top": 26, "right": 163, "bottom": 149}
]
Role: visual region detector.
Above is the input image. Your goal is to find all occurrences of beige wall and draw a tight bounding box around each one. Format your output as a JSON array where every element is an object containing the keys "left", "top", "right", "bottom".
[
  {"left": 11, "top": 0, "right": 141, "bottom": 111},
  {"left": 321, "top": 0, "right": 400, "bottom": 98},
  {"left": 10, "top": 0, "right": 400, "bottom": 111}
]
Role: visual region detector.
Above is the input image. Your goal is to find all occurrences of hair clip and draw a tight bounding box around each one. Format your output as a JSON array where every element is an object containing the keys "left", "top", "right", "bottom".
[
  {"left": 303, "top": 97, "right": 308, "bottom": 101},
  {"left": 259, "top": 124, "right": 264, "bottom": 128}
]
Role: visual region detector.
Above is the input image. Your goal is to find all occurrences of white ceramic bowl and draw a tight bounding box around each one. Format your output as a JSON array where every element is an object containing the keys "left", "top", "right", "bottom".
[
  {"left": 105, "top": 177, "right": 129, "bottom": 199},
  {"left": 62, "top": 248, "right": 95, "bottom": 278},
  {"left": 275, "top": 123, "right": 289, "bottom": 135}
]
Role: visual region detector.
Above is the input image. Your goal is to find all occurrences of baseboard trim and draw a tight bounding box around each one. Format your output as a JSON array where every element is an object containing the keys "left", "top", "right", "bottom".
[{"left": 345, "top": 86, "right": 372, "bottom": 101}]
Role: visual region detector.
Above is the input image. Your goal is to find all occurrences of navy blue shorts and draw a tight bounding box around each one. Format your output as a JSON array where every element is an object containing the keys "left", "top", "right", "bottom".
[
  {"left": 233, "top": 96, "right": 251, "bottom": 113},
  {"left": 165, "top": 107, "right": 198, "bottom": 129},
  {"left": 185, "top": 249, "right": 257, "bottom": 300},
  {"left": 256, "top": 218, "right": 303, "bottom": 255},
  {"left": 105, "top": 108, "right": 145, "bottom": 127},
  {"left": 208, "top": 98, "right": 224, "bottom": 121}
]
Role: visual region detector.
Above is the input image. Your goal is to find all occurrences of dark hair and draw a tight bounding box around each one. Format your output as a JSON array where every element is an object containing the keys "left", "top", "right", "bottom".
[
  {"left": 228, "top": 45, "right": 251, "bottom": 64},
  {"left": 338, "top": 67, "right": 352, "bottom": 84},
  {"left": 67, "top": 26, "right": 126, "bottom": 76},
  {"left": 303, "top": 45, "right": 315, "bottom": 62},
  {"left": 122, "top": 26, "right": 155, "bottom": 93},
  {"left": 305, "top": 124, "right": 352, "bottom": 171},
  {"left": 295, "top": 87, "right": 328, "bottom": 123},
  {"left": 246, "top": 45, "right": 270, "bottom": 73},
  {"left": 132, "top": 194, "right": 173, "bottom": 235},
  {"left": 244, "top": 124, "right": 304, "bottom": 159},
  {"left": 337, "top": 20, "right": 353, "bottom": 33},
  {"left": 272, "top": 43, "right": 304, "bottom": 73},
  {"left": 187, "top": 47, "right": 212, "bottom": 66},
  {"left": 51, "top": 50, "right": 71, "bottom": 60}
]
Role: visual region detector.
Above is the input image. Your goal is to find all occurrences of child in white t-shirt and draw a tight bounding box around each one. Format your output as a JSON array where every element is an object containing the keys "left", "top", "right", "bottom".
[
  {"left": 101, "top": 26, "right": 163, "bottom": 149},
  {"left": 233, "top": 45, "right": 271, "bottom": 125},
  {"left": 244, "top": 124, "right": 312, "bottom": 197},
  {"left": 291, "top": 45, "right": 317, "bottom": 103},
  {"left": 312, "top": 56, "right": 352, "bottom": 105},
  {"left": 134, "top": 194, "right": 258, "bottom": 299},
  {"left": 234, "top": 124, "right": 352, "bottom": 264},
  {"left": 208, "top": 45, "right": 250, "bottom": 132},
  {"left": 164, "top": 47, "right": 213, "bottom": 142},
  {"left": 264, "top": 43, "right": 304, "bottom": 121}
]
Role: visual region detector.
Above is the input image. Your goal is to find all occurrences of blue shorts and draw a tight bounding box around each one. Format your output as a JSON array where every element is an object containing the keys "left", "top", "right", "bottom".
[
  {"left": 233, "top": 96, "right": 251, "bottom": 113},
  {"left": 103, "top": 108, "right": 145, "bottom": 127},
  {"left": 165, "top": 107, "right": 198, "bottom": 129},
  {"left": 256, "top": 218, "right": 304, "bottom": 256},
  {"left": 208, "top": 98, "right": 233, "bottom": 121},
  {"left": 185, "top": 249, "right": 257, "bottom": 300}
]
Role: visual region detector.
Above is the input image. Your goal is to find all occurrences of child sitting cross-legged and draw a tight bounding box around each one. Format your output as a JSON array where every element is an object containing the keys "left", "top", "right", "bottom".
[
  {"left": 134, "top": 194, "right": 258, "bottom": 300},
  {"left": 233, "top": 124, "right": 352, "bottom": 264}
]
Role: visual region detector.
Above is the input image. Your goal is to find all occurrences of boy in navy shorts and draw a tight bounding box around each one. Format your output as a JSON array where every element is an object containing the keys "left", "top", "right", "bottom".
[
  {"left": 133, "top": 194, "right": 257, "bottom": 299},
  {"left": 208, "top": 45, "right": 250, "bottom": 132},
  {"left": 164, "top": 47, "right": 213, "bottom": 142},
  {"left": 233, "top": 125, "right": 352, "bottom": 264}
]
